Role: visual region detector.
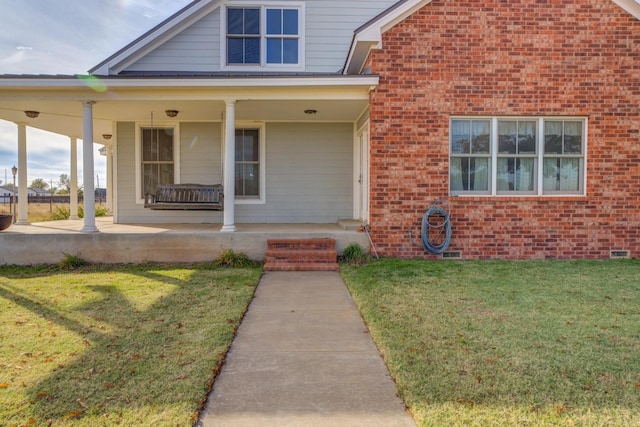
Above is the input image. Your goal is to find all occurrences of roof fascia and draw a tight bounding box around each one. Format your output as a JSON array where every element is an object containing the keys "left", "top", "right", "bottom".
[
  {"left": 344, "top": 0, "right": 431, "bottom": 75},
  {"left": 89, "top": 0, "right": 220, "bottom": 76},
  {"left": 0, "top": 74, "right": 379, "bottom": 93},
  {"left": 611, "top": 0, "right": 640, "bottom": 19}
]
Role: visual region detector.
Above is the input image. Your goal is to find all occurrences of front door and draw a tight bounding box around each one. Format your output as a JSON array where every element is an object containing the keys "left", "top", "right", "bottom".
[{"left": 354, "top": 123, "right": 369, "bottom": 222}]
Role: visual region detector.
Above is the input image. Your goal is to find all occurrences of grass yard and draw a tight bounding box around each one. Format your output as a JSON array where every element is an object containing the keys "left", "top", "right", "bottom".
[
  {"left": 341, "top": 259, "right": 640, "bottom": 427},
  {"left": 0, "top": 263, "right": 262, "bottom": 427},
  {"left": 0, "top": 203, "right": 106, "bottom": 223}
]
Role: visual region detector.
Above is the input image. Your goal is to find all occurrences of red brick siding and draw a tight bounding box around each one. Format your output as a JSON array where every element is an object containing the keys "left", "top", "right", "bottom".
[{"left": 368, "top": 0, "right": 640, "bottom": 259}]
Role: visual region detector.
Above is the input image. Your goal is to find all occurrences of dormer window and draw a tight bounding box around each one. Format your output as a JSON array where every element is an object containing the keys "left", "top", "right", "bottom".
[{"left": 224, "top": 3, "right": 303, "bottom": 69}]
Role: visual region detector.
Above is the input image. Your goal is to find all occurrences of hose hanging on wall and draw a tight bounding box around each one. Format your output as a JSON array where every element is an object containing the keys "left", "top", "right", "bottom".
[{"left": 421, "top": 199, "right": 452, "bottom": 254}]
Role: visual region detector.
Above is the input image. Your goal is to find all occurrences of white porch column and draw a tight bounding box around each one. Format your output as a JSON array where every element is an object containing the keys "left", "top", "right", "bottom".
[
  {"left": 16, "top": 122, "right": 29, "bottom": 225},
  {"left": 106, "top": 146, "right": 113, "bottom": 215},
  {"left": 221, "top": 100, "right": 237, "bottom": 232},
  {"left": 81, "top": 101, "right": 98, "bottom": 232},
  {"left": 69, "top": 137, "right": 79, "bottom": 220}
]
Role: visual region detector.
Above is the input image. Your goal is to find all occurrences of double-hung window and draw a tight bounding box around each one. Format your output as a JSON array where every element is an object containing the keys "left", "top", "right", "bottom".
[
  {"left": 225, "top": 4, "right": 302, "bottom": 68},
  {"left": 450, "top": 117, "right": 586, "bottom": 196},
  {"left": 235, "top": 129, "right": 260, "bottom": 198},
  {"left": 141, "top": 127, "right": 175, "bottom": 198}
]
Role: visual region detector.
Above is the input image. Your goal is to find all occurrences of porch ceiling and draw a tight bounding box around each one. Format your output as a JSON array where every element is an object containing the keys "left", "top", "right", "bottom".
[
  {"left": 0, "top": 75, "right": 377, "bottom": 142},
  {"left": 0, "top": 98, "right": 369, "bottom": 143}
]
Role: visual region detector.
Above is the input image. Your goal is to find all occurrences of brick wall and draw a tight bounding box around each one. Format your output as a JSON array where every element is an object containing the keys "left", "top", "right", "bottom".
[{"left": 368, "top": 0, "right": 640, "bottom": 259}]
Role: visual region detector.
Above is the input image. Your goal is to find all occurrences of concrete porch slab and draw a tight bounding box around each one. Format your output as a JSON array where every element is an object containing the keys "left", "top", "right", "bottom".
[{"left": 0, "top": 218, "right": 369, "bottom": 265}]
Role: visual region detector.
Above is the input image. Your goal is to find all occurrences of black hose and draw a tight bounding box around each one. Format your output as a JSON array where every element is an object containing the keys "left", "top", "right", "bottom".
[{"left": 421, "top": 200, "right": 452, "bottom": 254}]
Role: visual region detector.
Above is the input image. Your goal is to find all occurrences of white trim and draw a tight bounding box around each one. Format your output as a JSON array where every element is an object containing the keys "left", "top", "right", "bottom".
[
  {"left": 354, "top": 120, "right": 370, "bottom": 222},
  {"left": 220, "top": 1, "right": 305, "bottom": 72},
  {"left": 234, "top": 121, "right": 266, "bottom": 205},
  {"left": 0, "top": 76, "right": 378, "bottom": 92},
  {"left": 134, "top": 121, "right": 181, "bottom": 204}
]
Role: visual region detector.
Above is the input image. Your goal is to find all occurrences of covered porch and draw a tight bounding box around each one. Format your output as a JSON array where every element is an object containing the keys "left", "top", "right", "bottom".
[
  {"left": 0, "top": 217, "right": 369, "bottom": 265},
  {"left": 0, "top": 74, "right": 376, "bottom": 234}
]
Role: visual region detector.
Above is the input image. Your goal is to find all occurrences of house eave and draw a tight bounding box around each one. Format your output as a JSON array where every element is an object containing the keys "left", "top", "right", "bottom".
[
  {"left": 344, "top": 0, "right": 432, "bottom": 75},
  {"left": 0, "top": 74, "right": 379, "bottom": 91},
  {"left": 88, "top": 0, "right": 218, "bottom": 75}
]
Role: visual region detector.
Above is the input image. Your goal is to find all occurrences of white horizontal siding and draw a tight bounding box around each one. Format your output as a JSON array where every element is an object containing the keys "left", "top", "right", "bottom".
[
  {"left": 236, "top": 122, "right": 353, "bottom": 223},
  {"left": 122, "top": 1, "right": 395, "bottom": 74}
]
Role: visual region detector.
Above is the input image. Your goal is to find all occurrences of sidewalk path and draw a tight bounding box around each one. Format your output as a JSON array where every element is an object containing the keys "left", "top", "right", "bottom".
[{"left": 197, "top": 271, "right": 416, "bottom": 427}]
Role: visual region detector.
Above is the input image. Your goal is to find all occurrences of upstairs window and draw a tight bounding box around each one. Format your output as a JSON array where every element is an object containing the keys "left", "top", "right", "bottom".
[
  {"left": 227, "top": 8, "right": 260, "bottom": 64},
  {"left": 225, "top": 4, "right": 302, "bottom": 68}
]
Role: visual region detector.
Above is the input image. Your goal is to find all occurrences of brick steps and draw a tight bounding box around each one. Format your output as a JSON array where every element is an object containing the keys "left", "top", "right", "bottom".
[{"left": 264, "top": 238, "right": 339, "bottom": 271}]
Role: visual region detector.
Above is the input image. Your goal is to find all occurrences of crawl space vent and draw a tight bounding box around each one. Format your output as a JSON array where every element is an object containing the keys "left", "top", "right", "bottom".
[
  {"left": 610, "top": 250, "right": 630, "bottom": 259},
  {"left": 442, "top": 251, "right": 462, "bottom": 260}
]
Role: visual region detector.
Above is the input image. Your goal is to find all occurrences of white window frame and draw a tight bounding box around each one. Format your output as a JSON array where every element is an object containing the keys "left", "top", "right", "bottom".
[
  {"left": 134, "top": 122, "right": 180, "bottom": 204},
  {"left": 221, "top": 1, "right": 305, "bottom": 71},
  {"left": 231, "top": 121, "right": 266, "bottom": 205},
  {"left": 450, "top": 116, "right": 587, "bottom": 197}
]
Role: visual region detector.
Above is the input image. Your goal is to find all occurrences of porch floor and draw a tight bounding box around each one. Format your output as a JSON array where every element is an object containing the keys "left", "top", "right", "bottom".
[{"left": 0, "top": 217, "right": 370, "bottom": 265}]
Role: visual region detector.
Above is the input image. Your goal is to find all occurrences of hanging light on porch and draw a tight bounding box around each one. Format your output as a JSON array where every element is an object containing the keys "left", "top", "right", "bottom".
[
  {"left": 24, "top": 110, "right": 40, "bottom": 118},
  {"left": 165, "top": 110, "right": 179, "bottom": 118}
]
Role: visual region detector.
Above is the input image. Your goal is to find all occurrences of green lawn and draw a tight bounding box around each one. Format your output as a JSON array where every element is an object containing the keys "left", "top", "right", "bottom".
[
  {"left": 0, "top": 263, "right": 261, "bottom": 427},
  {"left": 341, "top": 259, "right": 640, "bottom": 427}
]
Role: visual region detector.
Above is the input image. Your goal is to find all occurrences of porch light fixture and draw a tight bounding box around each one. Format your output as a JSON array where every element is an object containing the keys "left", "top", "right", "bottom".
[
  {"left": 24, "top": 110, "right": 40, "bottom": 118},
  {"left": 304, "top": 109, "right": 317, "bottom": 115},
  {"left": 165, "top": 110, "right": 179, "bottom": 118},
  {"left": 102, "top": 134, "right": 112, "bottom": 140}
]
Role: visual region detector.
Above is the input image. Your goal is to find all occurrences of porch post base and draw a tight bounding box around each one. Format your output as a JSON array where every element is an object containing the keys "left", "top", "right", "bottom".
[
  {"left": 81, "top": 225, "right": 99, "bottom": 233},
  {"left": 220, "top": 224, "right": 237, "bottom": 232},
  {"left": 16, "top": 220, "right": 30, "bottom": 226}
]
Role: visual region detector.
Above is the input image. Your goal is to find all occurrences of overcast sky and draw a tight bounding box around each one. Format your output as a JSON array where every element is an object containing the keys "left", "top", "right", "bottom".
[{"left": 0, "top": 0, "right": 192, "bottom": 188}]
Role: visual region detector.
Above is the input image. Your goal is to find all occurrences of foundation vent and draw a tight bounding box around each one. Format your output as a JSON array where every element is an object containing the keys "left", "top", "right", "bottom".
[
  {"left": 610, "top": 250, "right": 630, "bottom": 259},
  {"left": 442, "top": 251, "right": 462, "bottom": 260}
]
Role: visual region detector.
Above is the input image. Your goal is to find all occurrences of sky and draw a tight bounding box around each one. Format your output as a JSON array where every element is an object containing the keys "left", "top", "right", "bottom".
[{"left": 0, "top": 0, "right": 192, "bottom": 189}]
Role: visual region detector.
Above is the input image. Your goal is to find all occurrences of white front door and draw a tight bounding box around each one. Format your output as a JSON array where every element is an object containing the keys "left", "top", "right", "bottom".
[{"left": 354, "top": 123, "right": 370, "bottom": 222}]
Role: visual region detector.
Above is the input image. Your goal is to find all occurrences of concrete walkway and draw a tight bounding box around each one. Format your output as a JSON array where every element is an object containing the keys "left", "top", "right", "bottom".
[{"left": 197, "top": 271, "right": 416, "bottom": 427}]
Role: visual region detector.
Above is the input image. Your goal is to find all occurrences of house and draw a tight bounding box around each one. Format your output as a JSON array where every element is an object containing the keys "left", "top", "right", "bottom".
[
  {"left": 0, "top": 0, "right": 638, "bottom": 259},
  {"left": 29, "top": 187, "right": 52, "bottom": 198},
  {"left": 0, "top": 187, "right": 16, "bottom": 204}
]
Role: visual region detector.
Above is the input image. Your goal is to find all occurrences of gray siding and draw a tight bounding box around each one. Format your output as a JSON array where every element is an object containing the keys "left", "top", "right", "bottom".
[
  {"left": 305, "top": 0, "right": 394, "bottom": 72},
  {"left": 236, "top": 122, "right": 353, "bottom": 223},
  {"left": 125, "top": 9, "right": 221, "bottom": 73},
  {"left": 116, "top": 121, "right": 223, "bottom": 224},
  {"left": 122, "top": 1, "right": 395, "bottom": 74}
]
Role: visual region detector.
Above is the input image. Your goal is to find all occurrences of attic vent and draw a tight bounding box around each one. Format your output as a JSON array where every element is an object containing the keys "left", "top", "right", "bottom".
[
  {"left": 610, "top": 250, "right": 630, "bottom": 259},
  {"left": 442, "top": 251, "right": 462, "bottom": 260}
]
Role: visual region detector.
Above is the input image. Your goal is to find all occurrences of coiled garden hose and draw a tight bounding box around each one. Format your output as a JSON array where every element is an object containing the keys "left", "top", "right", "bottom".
[{"left": 421, "top": 200, "right": 452, "bottom": 254}]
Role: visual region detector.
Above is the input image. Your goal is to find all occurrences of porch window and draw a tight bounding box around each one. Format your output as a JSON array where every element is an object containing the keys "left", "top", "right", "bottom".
[
  {"left": 141, "top": 128, "right": 174, "bottom": 198},
  {"left": 450, "top": 117, "right": 586, "bottom": 196},
  {"left": 235, "top": 129, "right": 260, "bottom": 197},
  {"left": 225, "top": 4, "right": 302, "bottom": 68}
]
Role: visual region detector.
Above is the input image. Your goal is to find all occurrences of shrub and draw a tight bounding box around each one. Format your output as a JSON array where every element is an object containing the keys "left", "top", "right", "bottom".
[
  {"left": 49, "top": 205, "right": 109, "bottom": 221},
  {"left": 59, "top": 253, "right": 90, "bottom": 269},
  {"left": 341, "top": 243, "right": 370, "bottom": 265},
  {"left": 214, "top": 249, "right": 254, "bottom": 267}
]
